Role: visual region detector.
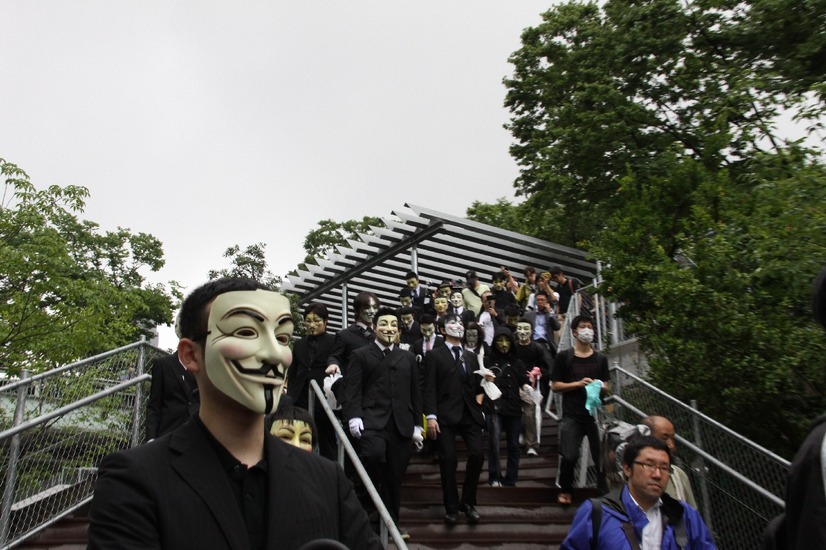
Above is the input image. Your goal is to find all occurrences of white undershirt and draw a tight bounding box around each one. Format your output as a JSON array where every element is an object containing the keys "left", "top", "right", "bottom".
[{"left": 628, "top": 491, "right": 663, "bottom": 550}]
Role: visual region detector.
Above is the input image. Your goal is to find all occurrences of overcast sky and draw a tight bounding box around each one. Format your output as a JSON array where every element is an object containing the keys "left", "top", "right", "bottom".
[{"left": 2, "top": 2, "right": 552, "bottom": 346}]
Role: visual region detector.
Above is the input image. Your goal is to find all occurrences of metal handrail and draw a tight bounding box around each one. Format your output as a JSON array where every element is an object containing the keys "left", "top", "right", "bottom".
[
  {"left": 611, "top": 365, "right": 791, "bottom": 467},
  {"left": 609, "top": 394, "right": 786, "bottom": 508},
  {"left": 0, "top": 340, "right": 166, "bottom": 394},
  {"left": 308, "top": 379, "right": 407, "bottom": 550},
  {"left": 0, "top": 375, "right": 150, "bottom": 442}
]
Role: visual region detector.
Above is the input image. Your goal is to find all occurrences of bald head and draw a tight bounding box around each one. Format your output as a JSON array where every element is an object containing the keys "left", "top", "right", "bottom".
[{"left": 642, "top": 415, "right": 676, "bottom": 454}]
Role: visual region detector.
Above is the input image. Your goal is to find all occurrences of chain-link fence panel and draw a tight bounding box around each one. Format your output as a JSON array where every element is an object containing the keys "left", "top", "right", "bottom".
[
  {"left": 610, "top": 366, "right": 789, "bottom": 550},
  {"left": 0, "top": 341, "right": 168, "bottom": 548}
]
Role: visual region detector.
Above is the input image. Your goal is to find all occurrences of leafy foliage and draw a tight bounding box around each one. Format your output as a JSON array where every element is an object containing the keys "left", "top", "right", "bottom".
[
  {"left": 207, "top": 243, "right": 282, "bottom": 290},
  {"left": 493, "top": 0, "right": 826, "bottom": 456},
  {"left": 301, "top": 216, "right": 382, "bottom": 265},
  {"left": 0, "top": 159, "right": 178, "bottom": 373}
]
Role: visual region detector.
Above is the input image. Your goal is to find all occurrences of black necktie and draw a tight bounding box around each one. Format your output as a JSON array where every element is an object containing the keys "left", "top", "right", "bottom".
[
  {"left": 453, "top": 347, "right": 465, "bottom": 378},
  {"left": 383, "top": 348, "right": 391, "bottom": 358}
]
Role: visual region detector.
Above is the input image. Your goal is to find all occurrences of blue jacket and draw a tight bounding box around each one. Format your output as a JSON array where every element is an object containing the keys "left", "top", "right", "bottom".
[{"left": 562, "top": 486, "right": 717, "bottom": 549}]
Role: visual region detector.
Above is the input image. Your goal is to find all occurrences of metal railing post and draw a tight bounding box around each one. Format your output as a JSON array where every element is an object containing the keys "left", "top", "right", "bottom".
[
  {"left": 691, "top": 399, "right": 713, "bottom": 529},
  {"left": 1, "top": 370, "right": 30, "bottom": 547},
  {"left": 131, "top": 337, "right": 148, "bottom": 447}
]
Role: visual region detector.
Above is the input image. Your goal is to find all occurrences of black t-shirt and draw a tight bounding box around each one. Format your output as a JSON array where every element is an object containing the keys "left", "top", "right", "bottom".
[
  {"left": 556, "top": 277, "right": 582, "bottom": 312},
  {"left": 550, "top": 349, "right": 609, "bottom": 422}
]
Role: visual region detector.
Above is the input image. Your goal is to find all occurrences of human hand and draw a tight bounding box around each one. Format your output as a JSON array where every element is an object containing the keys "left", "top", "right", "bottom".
[
  {"left": 348, "top": 418, "right": 364, "bottom": 438},
  {"left": 325, "top": 364, "right": 340, "bottom": 375},
  {"left": 426, "top": 418, "right": 440, "bottom": 439}
]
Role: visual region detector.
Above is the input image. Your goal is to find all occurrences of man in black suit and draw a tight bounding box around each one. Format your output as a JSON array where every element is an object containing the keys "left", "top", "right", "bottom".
[
  {"left": 425, "top": 313, "right": 487, "bottom": 525},
  {"left": 398, "top": 306, "right": 422, "bottom": 345},
  {"left": 145, "top": 352, "right": 199, "bottom": 442},
  {"left": 404, "top": 270, "right": 433, "bottom": 315},
  {"left": 88, "top": 278, "right": 379, "bottom": 550},
  {"left": 286, "top": 302, "right": 337, "bottom": 460},
  {"left": 344, "top": 307, "right": 422, "bottom": 531},
  {"left": 326, "top": 291, "right": 379, "bottom": 379}
]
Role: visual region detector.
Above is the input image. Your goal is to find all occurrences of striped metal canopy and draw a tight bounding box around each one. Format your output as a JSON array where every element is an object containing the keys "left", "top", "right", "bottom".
[{"left": 282, "top": 204, "right": 596, "bottom": 332}]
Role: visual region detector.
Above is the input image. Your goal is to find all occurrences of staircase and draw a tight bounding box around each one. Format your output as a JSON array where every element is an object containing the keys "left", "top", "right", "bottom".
[
  {"left": 16, "top": 416, "right": 588, "bottom": 550},
  {"left": 392, "top": 415, "right": 594, "bottom": 549}
]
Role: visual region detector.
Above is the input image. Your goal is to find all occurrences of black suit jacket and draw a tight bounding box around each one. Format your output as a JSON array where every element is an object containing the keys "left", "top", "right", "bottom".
[
  {"left": 343, "top": 343, "right": 422, "bottom": 438},
  {"left": 286, "top": 332, "right": 336, "bottom": 410},
  {"left": 399, "top": 320, "right": 422, "bottom": 345},
  {"left": 88, "top": 417, "right": 380, "bottom": 550},
  {"left": 327, "top": 324, "right": 373, "bottom": 373},
  {"left": 424, "top": 344, "right": 485, "bottom": 427},
  {"left": 145, "top": 354, "right": 198, "bottom": 441}
]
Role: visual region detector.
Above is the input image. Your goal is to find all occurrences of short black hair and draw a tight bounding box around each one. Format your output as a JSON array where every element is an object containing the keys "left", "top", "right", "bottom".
[
  {"left": 398, "top": 306, "right": 415, "bottom": 316},
  {"left": 570, "top": 314, "right": 594, "bottom": 332},
  {"left": 405, "top": 271, "right": 419, "bottom": 280},
  {"left": 304, "top": 302, "right": 329, "bottom": 321},
  {"left": 549, "top": 265, "right": 564, "bottom": 276},
  {"left": 399, "top": 287, "right": 412, "bottom": 298},
  {"left": 524, "top": 266, "right": 536, "bottom": 277},
  {"left": 621, "top": 435, "right": 671, "bottom": 468},
  {"left": 372, "top": 307, "right": 399, "bottom": 326},
  {"left": 517, "top": 317, "right": 533, "bottom": 329},
  {"left": 179, "top": 277, "right": 271, "bottom": 341},
  {"left": 535, "top": 290, "right": 550, "bottom": 300},
  {"left": 504, "top": 304, "right": 520, "bottom": 317},
  {"left": 492, "top": 271, "right": 507, "bottom": 282},
  {"left": 439, "top": 313, "right": 462, "bottom": 330},
  {"left": 419, "top": 314, "right": 436, "bottom": 325}
]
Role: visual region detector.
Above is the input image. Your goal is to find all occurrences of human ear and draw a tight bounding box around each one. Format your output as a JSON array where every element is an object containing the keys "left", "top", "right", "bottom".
[{"left": 178, "top": 339, "right": 203, "bottom": 375}]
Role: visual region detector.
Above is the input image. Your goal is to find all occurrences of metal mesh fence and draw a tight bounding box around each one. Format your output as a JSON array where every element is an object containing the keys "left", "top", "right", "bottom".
[
  {"left": 610, "top": 366, "right": 790, "bottom": 550},
  {"left": 550, "top": 283, "right": 789, "bottom": 549},
  {"left": 0, "top": 341, "right": 168, "bottom": 548}
]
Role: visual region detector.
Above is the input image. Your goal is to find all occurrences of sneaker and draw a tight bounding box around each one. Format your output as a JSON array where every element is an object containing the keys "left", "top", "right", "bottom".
[
  {"left": 489, "top": 480, "right": 502, "bottom": 487},
  {"left": 527, "top": 447, "right": 538, "bottom": 456}
]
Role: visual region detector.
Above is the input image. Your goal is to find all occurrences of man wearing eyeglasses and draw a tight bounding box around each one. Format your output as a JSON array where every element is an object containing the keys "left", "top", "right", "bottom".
[{"left": 562, "top": 435, "right": 716, "bottom": 549}]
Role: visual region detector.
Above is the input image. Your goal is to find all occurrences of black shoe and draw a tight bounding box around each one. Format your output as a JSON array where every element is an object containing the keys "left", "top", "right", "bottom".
[
  {"left": 444, "top": 513, "right": 458, "bottom": 525},
  {"left": 463, "top": 504, "right": 481, "bottom": 524}
]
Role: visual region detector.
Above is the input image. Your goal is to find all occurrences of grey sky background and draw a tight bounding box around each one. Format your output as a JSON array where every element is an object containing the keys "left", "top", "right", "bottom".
[{"left": 2, "top": 2, "right": 551, "bottom": 347}]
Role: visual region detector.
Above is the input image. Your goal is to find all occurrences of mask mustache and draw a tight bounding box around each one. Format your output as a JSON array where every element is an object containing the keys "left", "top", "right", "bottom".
[{"left": 231, "top": 360, "right": 285, "bottom": 379}]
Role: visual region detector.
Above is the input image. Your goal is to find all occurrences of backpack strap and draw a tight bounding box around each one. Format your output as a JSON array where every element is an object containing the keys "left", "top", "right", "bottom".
[
  {"left": 661, "top": 493, "right": 688, "bottom": 549},
  {"left": 589, "top": 490, "right": 642, "bottom": 550},
  {"left": 590, "top": 498, "right": 602, "bottom": 550}
]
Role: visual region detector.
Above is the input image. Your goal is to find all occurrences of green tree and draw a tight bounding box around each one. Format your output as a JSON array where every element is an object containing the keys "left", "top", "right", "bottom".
[
  {"left": 0, "top": 158, "right": 178, "bottom": 373},
  {"left": 208, "top": 243, "right": 282, "bottom": 290},
  {"left": 498, "top": 0, "right": 826, "bottom": 455},
  {"left": 301, "top": 216, "right": 382, "bottom": 265},
  {"left": 502, "top": 0, "right": 813, "bottom": 247}
]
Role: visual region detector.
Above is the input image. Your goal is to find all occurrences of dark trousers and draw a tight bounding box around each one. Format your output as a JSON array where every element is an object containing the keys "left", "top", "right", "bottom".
[
  {"left": 486, "top": 412, "right": 501, "bottom": 484},
  {"left": 438, "top": 412, "right": 484, "bottom": 515},
  {"left": 558, "top": 416, "right": 606, "bottom": 493},
  {"left": 314, "top": 408, "right": 338, "bottom": 462},
  {"left": 499, "top": 414, "right": 522, "bottom": 486},
  {"left": 357, "top": 421, "right": 413, "bottom": 526}
]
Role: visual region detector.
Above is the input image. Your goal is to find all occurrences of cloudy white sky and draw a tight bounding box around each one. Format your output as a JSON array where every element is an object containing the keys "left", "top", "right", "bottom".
[{"left": 2, "top": 2, "right": 552, "bottom": 346}]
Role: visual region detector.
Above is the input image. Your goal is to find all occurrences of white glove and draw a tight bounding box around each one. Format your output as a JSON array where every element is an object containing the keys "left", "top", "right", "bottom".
[
  {"left": 349, "top": 418, "right": 364, "bottom": 438},
  {"left": 413, "top": 425, "right": 424, "bottom": 450}
]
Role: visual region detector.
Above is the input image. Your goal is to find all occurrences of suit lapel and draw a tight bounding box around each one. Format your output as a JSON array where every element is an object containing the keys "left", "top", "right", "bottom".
[{"left": 169, "top": 420, "right": 250, "bottom": 550}]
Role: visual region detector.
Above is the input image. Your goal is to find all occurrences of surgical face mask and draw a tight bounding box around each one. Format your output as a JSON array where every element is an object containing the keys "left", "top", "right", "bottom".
[
  {"left": 204, "top": 290, "right": 293, "bottom": 414},
  {"left": 420, "top": 323, "right": 435, "bottom": 338},
  {"left": 516, "top": 323, "right": 532, "bottom": 344},
  {"left": 444, "top": 319, "right": 464, "bottom": 340},
  {"left": 465, "top": 329, "right": 478, "bottom": 348},
  {"left": 434, "top": 297, "right": 448, "bottom": 314},
  {"left": 359, "top": 299, "right": 379, "bottom": 325},
  {"left": 450, "top": 293, "right": 464, "bottom": 308},
  {"left": 576, "top": 327, "right": 595, "bottom": 344}
]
